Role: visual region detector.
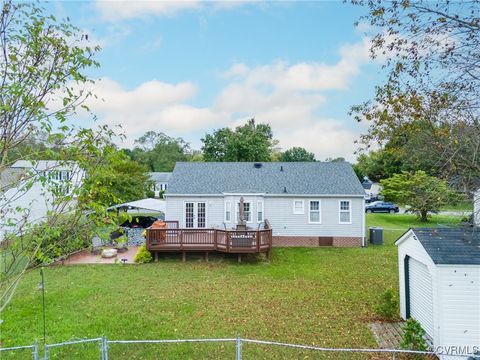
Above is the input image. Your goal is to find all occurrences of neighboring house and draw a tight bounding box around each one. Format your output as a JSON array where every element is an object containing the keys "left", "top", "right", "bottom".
[
  {"left": 362, "top": 178, "right": 382, "bottom": 201},
  {"left": 149, "top": 172, "right": 172, "bottom": 197},
  {"left": 165, "top": 162, "right": 366, "bottom": 247},
  {"left": 0, "top": 160, "right": 84, "bottom": 241},
  {"left": 474, "top": 189, "right": 480, "bottom": 226},
  {"left": 395, "top": 228, "right": 480, "bottom": 359}
]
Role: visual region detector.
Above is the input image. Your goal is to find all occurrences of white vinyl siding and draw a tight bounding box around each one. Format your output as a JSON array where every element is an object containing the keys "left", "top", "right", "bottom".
[
  {"left": 293, "top": 200, "right": 304, "bottom": 214},
  {"left": 437, "top": 266, "right": 480, "bottom": 359},
  {"left": 167, "top": 195, "right": 364, "bottom": 238},
  {"left": 409, "top": 258, "right": 434, "bottom": 338},
  {"left": 339, "top": 200, "right": 351, "bottom": 224},
  {"left": 265, "top": 196, "right": 363, "bottom": 238},
  {"left": 309, "top": 200, "right": 321, "bottom": 224}
]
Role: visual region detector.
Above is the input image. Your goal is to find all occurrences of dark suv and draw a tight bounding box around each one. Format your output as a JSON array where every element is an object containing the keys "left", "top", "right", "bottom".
[{"left": 365, "top": 201, "right": 399, "bottom": 214}]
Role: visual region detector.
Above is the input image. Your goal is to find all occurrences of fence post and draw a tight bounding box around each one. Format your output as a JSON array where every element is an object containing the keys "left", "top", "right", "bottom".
[
  {"left": 101, "top": 336, "right": 109, "bottom": 360},
  {"left": 392, "top": 351, "right": 396, "bottom": 360},
  {"left": 32, "top": 341, "right": 39, "bottom": 360},
  {"left": 43, "top": 345, "right": 49, "bottom": 360},
  {"left": 236, "top": 336, "right": 242, "bottom": 360}
]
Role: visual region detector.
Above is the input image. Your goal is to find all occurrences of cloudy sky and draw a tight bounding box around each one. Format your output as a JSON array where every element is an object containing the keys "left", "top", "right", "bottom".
[{"left": 53, "top": 1, "right": 384, "bottom": 161}]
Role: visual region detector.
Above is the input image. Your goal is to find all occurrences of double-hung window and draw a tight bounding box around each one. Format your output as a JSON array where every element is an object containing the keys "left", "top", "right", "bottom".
[
  {"left": 224, "top": 201, "right": 232, "bottom": 222},
  {"left": 339, "top": 200, "right": 351, "bottom": 224},
  {"left": 309, "top": 200, "right": 321, "bottom": 223},
  {"left": 257, "top": 200, "right": 264, "bottom": 222}
]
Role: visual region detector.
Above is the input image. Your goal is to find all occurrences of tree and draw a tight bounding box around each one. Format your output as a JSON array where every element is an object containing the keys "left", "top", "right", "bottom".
[
  {"left": 0, "top": 1, "right": 101, "bottom": 311},
  {"left": 0, "top": 1, "right": 99, "bottom": 167},
  {"left": 128, "top": 132, "right": 191, "bottom": 172},
  {"left": 80, "top": 148, "right": 152, "bottom": 207},
  {"left": 380, "top": 171, "right": 458, "bottom": 221},
  {"left": 281, "top": 147, "right": 316, "bottom": 162},
  {"left": 201, "top": 119, "right": 276, "bottom": 161},
  {"left": 355, "top": 149, "right": 403, "bottom": 183},
  {"left": 351, "top": 0, "right": 480, "bottom": 192}
]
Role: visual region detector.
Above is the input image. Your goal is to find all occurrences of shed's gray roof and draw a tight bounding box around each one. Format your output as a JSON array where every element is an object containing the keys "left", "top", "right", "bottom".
[
  {"left": 412, "top": 228, "right": 480, "bottom": 265},
  {"left": 168, "top": 162, "right": 365, "bottom": 196},
  {"left": 149, "top": 172, "right": 172, "bottom": 183}
]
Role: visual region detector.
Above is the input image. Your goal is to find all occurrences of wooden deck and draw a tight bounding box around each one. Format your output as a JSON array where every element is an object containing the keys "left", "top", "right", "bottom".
[{"left": 146, "top": 222, "right": 272, "bottom": 255}]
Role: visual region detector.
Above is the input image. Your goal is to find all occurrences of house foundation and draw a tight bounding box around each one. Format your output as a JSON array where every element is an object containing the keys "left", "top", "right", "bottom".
[{"left": 272, "top": 236, "right": 362, "bottom": 247}]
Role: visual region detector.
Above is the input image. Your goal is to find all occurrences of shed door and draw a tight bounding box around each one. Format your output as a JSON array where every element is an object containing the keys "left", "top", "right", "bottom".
[{"left": 409, "top": 258, "right": 434, "bottom": 337}]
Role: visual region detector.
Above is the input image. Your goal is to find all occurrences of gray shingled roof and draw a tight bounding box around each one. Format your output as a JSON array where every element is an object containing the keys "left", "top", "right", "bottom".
[
  {"left": 412, "top": 228, "right": 480, "bottom": 265},
  {"left": 149, "top": 172, "right": 172, "bottom": 183},
  {"left": 168, "top": 162, "right": 365, "bottom": 196}
]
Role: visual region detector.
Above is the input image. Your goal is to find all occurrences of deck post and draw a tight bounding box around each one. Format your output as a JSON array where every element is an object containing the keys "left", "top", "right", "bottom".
[
  {"left": 182, "top": 251, "right": 186, "bottom": 262},
  {"left": 238, "top": 254, "right": 241, "bottom": 263},
  {"left": 154, "top": 251, "right": 158, "bottom": 262},
  {"left": 256, "top": 230, "right": 260, "bottom": 253},
  {"left": 205, "top": 252, "right": 209, "bottom": 262}
]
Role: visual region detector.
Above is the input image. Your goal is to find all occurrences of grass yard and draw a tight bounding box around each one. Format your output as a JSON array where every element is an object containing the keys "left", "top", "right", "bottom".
[
  {"left": 440, "top": 200, "right": 474, "bottom": 212},
  {"left": 0, "top": 214, "right": 463, "bottom": 359}
]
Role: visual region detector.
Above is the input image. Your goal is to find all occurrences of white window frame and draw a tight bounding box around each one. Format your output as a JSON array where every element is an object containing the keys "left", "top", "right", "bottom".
[
  {"left": 339, "top": 200, "right": 352, "bottom": 224},
  {"left": 293, "top": 199, "right": 305, "bottom": 214},
  {"left": 224, "top": 200, "right": 232, "bottom": 223},
  {"left": 257, "top": 200, "right": 264, "bottom": 223},
  {"left": 184, "top": 201, "right": 207, "bottom": 228},
  {"left": 308, "top": 200, "right": 321, "bottom": 224}
]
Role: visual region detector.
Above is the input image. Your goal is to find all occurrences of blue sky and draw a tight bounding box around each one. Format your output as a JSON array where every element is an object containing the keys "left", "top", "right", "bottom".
[{"left": 52, "top": 1, "right": 383, "bottom": 161}]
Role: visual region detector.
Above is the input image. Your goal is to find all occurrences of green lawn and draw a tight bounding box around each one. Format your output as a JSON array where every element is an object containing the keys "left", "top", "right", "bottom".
[
  {"left": 440, "top": 200, "right": 474, "bottom": 212},
  {"left": 0, "top": 214, "right": 463, "bottom": 359}
]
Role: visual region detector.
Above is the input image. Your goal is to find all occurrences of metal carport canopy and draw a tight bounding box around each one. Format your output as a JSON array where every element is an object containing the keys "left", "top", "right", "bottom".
[{"left": 107, "top": 198, "right": 166, "bottom": 213}]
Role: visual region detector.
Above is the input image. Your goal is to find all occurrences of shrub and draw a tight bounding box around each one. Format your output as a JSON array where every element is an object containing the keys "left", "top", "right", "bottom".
[
  {"left": 28, "top": 214, "right": 95, "bottom": 265},
  {"left": 374, "top": 288, "right": 399, "bottom": 321},
  {"left": 134, "top": 245, "right": 153, "bottom": 263},
  {"left": 401, "top": 318, "right": 428, "bottom": 354}
]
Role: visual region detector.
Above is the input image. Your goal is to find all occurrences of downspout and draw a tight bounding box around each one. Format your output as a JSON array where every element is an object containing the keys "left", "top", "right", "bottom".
[{"left": 362, "top": 196, "right": 366, "bottom": 247}]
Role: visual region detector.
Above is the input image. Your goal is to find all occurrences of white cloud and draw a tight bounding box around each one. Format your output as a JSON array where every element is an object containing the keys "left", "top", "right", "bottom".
[
  {"left": 95, "top": 1, "right": 201, "bottom": 21},
  {"left": 81, "top": 38, "right": 373, "bottom": 158},
  {"left": 95, "top": 0, "right": 257, "bottom": 21},
  {"left": 76, "top": 78, "right": 224, "bottom": 146},
  {"left": 222, "top": 38, "right": 371, "bottom": 92}
]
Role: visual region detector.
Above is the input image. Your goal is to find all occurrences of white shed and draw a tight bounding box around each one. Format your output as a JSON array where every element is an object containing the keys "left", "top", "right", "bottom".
[{"left": 395, "top": 228, "right": 480, "bottom": 359}]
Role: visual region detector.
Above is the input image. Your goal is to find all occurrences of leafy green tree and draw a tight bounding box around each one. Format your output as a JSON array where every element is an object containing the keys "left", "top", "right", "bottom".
[
  {"left": 0, "top": 1, "right": 100, "bottom": 311},
  {"left": 80, "top": 148, "right": 152, "bottom": 207},
  {"left": 381, "top": 171, "right": 458, "bottom": 221},
  {"left": 281, "top": 147, "right": 316, "bottom": 162},
  {"left": 202, "top": 119, "right": 276, "bottom": 161},
  {"left": 355, "top": 150, "right": 403, "bottom": 183},
  {"left": 351, "top": 0, "right": 480, "bottom": 192},
  {"left": 128, "top": 132, "right": 191, "bottom": 171}
]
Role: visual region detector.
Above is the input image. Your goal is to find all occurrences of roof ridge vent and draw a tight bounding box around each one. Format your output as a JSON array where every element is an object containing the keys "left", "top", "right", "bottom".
[{"left": 253, "top": 163, "right": 262, "bottom": 168}]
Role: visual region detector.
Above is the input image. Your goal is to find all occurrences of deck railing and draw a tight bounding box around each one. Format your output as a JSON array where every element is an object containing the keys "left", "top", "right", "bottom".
[{"left": 146, "top": 222, "right": 272, "bottom": 254}]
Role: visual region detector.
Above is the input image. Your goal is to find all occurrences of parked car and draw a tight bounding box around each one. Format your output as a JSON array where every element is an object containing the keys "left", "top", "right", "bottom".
[{"left": 365, "top": 201, "right": 399, "bottom": 214}]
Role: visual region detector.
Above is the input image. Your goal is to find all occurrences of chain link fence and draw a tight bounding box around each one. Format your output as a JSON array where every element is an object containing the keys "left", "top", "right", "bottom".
[{"left": 1, "top": 337, "right": 476, "bottom": 360}]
